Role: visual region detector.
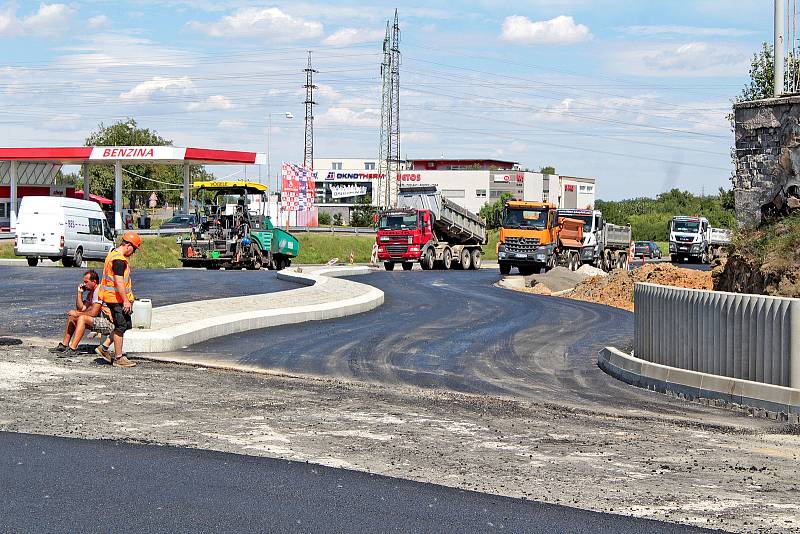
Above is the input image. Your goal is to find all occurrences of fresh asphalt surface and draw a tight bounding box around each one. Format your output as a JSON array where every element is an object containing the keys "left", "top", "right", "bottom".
[
  {"left": 0, "top": 432, "right": 713, "bottom": 534},
  {"left": 0, "top": 265, "right": 296, "bottom": 339},
  {"left": 162, "top": 268, "right": 720, "bottom": 418}
]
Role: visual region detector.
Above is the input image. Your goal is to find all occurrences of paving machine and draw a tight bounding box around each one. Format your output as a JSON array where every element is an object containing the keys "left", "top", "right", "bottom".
[{"left": 180, "top": 181, "right": 299, "bottom": 270}]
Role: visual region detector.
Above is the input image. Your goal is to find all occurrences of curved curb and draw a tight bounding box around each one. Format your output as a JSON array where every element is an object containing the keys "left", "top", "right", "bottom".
[
  {"left": 598, "top": 347, "right": 800, "bottom": 419},
  {"left": 126, "top": 267, "right": 383, "bottom": 353}
]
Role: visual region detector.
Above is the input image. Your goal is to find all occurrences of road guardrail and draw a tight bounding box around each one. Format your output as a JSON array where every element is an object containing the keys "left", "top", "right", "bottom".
[{"left": 634, "top": 282, "right": 800, "bottom": 388}]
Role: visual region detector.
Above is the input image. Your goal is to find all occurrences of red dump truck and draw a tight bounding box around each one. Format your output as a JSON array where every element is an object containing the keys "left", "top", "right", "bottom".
[{"left": 376, "top": 185, "right": 487, "bottom": 271}]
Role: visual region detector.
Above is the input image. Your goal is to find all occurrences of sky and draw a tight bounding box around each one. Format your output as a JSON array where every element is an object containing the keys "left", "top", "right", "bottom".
[{"left": 0, "top": 0, "right": 775, "bottom": 200}]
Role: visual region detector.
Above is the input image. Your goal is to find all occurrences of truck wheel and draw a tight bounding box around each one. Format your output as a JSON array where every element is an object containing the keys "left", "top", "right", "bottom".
[
  {"left": 458, "top": 249, "right": 471, "bottom": 270},
  {"left": 421, "top": 248, "right": 435, "bottom": 270},
  {"left": 61, "top": 256, "right": 74, "bottom": 268},
  {"left": 442, "top": 248, "right": 452, "bottom": 269},
  {"left": 26, "top": 257, "right": 38, "bottom": 267},
  {"left": 470, "top": 249, "right": 481, "bottom": 270},
  {"left": 568, "top": 253, "right": 578, "bottom": 272},
  {"left": 402, "top": 262, "right": 413, "bottom": 271},
  {"left": 384, "top": 262, "right": 395, "bottom": 271},
  {"left": 499, "top": 262, "right": 511, "bottom": 275}
]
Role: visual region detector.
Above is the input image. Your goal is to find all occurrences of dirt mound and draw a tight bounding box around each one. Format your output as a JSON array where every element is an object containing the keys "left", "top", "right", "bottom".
[
  {"left": 568, "top": 264, "right": 713, "bottom": 311},
  {"left": 530, "top": 266, "right": 590, "bottom": 293}
]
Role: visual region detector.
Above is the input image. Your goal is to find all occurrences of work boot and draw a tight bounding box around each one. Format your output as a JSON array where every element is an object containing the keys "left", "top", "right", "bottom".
[
  {"left": 95, "top": 345, "right": 113, "bottom": 364},
  {"left": 58, "top": 347, "right": 79, "bottom": 358},
  {"left": 49, "top": 343, "right": 67, "bottom": 353},
  {"left": 112, "top": 356, "right": 137, "bottom": 368}
]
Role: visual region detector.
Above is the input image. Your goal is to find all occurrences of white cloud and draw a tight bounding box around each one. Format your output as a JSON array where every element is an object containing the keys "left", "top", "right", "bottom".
[
  {"left": 120, "top": 76, "right": 194, "bottom": 101},
  {"left": 500, "top": 15, "right": 591, "bottom": 46},
  {"left": 323, "top": 28, "right": 384, "bottom": 47},
  {"left": 57, "top": 34, "right": 194, "bottom": 70},
  {"left": 622, "top": 25, "right": 755, "bottom": 38},
  {"left": 316, "top": 107, "right": 379, "bottom": 127},
  {"left": 614, "top": 41, "right": 750, "bottom": 76},
  {"left": 189, "top": 7, "right": 322, "bottom": 41},
  {"left": 0, "top": 3, "right": 75, "bottom": 37},
  {"left": 87, "top": 15, "right": 109, "bottom": 29},
  {"left": 187, "top": 94, "right": 233, "bottom": 111},
  {"left": 218, "top": 119, "right": 245, "bottom": 130}
]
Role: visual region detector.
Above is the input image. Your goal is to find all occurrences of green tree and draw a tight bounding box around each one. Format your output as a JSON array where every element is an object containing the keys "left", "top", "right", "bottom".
[
  {"left": 318, "top": 212, "right": 332, "bottom": 225},
  {"left": 539, "top": 166, "right": 556, "bottom": 175},
  {"left": 350, "top": 195, "right": 377, "bottom": 227},
  {"left": 80, "top": 119, "right": 212, "bottom": 210},
  {"left": 737, "top": 42, "right": 775, "bottom": 102},
  {"left": 479, "top": 192, "right": 513, "bottom": 229}
]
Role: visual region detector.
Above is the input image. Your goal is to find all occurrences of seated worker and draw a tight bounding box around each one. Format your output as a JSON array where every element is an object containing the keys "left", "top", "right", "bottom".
[{"left": 49, "top": 269, "right": 113, "bottom": 357}]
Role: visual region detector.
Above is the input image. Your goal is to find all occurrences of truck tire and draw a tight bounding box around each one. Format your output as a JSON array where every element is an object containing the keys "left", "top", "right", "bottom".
[
  {"left": 384, "top": 262, "right": 395, "bottom": 271},
  {"left": 568, "top": 252, "right": 579, "bottom": 272},
  {"left": 499, "top": 262, "right": 511, "bottom": 275},
  {"left": 73, "top": 247, "right": 84, "bottom": 267},
  {"left": 458, "top": 248, "right": 471, "bottom": 270},
  {"left": 61, "top": 256, "right": 74, "bottom": 268},
  {"left": 469, "top": 249, "right": 481, "bottom": 270},
  {"left": 26, "top": 257, "right": 38, "bottom": 267},
  {"left": 421, "top": 248, "right": 435, "bottom": 270},
  {"left": 402, "top": 262, "right": 413, "bottom": 271},
  {"left": 442, "top": 248, "right": 452, "bottom": 270}
]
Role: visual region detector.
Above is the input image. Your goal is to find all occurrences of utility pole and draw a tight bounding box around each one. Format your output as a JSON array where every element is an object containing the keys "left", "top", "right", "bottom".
[
  {"left": 303, "top": 51, "right": 316, "bottom": 169},
  {"left": 776, "top": 0, "right": 785, "bottom": 97},
  {"left": 377, "top": 10, "right": 401, "bottom": 208}
]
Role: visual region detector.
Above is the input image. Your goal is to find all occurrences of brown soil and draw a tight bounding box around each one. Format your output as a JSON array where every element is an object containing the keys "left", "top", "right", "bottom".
[{"left": 568, "top": 264, "right": 713, "bottom": 311}]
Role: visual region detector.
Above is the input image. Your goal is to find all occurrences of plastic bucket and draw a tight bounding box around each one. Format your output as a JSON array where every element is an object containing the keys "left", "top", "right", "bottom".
[{"left": 131, "top": 299, "right": 152, "bottom": 329}]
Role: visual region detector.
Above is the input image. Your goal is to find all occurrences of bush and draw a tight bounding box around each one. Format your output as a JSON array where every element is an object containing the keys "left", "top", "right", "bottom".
[
  {"left": 318, "top": 212, "right": 332, "bottom": 225},
  {"left": 333, "top": 213, "right": 343, "bottom": 226}
]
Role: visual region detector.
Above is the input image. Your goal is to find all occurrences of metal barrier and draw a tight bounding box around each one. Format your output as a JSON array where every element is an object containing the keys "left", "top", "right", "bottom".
[{"left": 634, "top": 283, "right": 800, "bottom": 388}]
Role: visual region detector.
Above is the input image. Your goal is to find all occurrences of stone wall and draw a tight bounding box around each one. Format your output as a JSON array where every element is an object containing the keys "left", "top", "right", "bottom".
[{"left": 734, "top": 95, "right": 800, "bottom": 227}]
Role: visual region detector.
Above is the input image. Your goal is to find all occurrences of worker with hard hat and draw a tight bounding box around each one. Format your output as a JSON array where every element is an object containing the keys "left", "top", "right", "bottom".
[{"left": 98, "top": 231, "right": 141, "bottom": 368}]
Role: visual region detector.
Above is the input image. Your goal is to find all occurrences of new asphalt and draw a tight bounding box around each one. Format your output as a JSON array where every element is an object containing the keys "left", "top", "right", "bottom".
[
  {"left": 0, "top": 431, "right": 713, "bottom": 533},
  {"left": 0, "top": 265, "right": 296, "bottom": 339}
]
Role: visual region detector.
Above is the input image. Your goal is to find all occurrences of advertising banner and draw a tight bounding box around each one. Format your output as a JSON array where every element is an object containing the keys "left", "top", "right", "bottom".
[
  {"left": 281, "top": 162, "right": 316, "bottom": 211},
  {"left": 330, "top": 184, "right": 368, "bottom": 199}
]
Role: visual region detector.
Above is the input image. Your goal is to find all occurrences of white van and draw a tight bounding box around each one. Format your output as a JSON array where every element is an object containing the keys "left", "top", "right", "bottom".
[{"left": 14, "top": 196, "right": 115, "bottom": 267}]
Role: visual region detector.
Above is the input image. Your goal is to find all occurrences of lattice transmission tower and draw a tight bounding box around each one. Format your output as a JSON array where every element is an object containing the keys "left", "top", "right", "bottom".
[
  {"left": 377, "top": 10, "right": 401, "bottom": 208},
  {"left": 303, "top": 51, "right": 317, "bottom": 169}
]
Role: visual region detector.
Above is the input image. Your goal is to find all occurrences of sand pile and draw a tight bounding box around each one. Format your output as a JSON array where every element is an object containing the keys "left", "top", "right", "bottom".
[{"left": 568, "top": 264, "right": 713, "bottom": 311}]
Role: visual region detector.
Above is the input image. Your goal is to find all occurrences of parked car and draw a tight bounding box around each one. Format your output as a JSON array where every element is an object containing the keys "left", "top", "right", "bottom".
[
  {"left": 159, "top": 213, "right": 201, "bottom": 230},
  {"left": 633, "top": 241, "right": 662, "bottom": 259},
  {"left": 15, "top": 196, "right": 116, "bottom": 267}
]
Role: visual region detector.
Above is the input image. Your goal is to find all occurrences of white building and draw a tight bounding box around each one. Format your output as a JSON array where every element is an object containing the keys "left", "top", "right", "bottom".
[{"left": 312, "top": 158, "right": 595, "bottom": 223}]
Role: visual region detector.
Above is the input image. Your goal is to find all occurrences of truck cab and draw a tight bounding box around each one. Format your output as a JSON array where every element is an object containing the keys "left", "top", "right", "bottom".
[
  {"left": 497, "top": 200, "right": 559, "bottom": 275},
  {"left": 556, "top": 209, "right": 602, "bottom": 265},
  {"left": 376, "top": 208, "right": 430, "bottom": 269},
  {"left": 669, "top": 216, "right": 709, "bottom": 263}
]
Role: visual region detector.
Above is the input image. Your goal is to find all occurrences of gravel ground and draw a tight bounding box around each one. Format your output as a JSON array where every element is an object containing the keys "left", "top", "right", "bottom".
[{"left": 1, "top": 341, "right": 798, "bottom": 533}]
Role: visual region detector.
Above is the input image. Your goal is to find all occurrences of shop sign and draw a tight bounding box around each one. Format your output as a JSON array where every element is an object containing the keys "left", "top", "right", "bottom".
[
  {"left": 325, "top": 171, "right": 384, "bottom": 181},
  {"left": 564, "top": 184, "right": 576, "bottom": 192},
  {"left": 331, "top": 184, "right": 368, "bottom": 199},
  {"left": 397, "top": 173, "right": 422, "bottom": 182}
]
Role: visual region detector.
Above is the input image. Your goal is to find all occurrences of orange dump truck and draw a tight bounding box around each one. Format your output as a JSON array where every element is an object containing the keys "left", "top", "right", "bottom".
[{"left": 496, "top": 200, "right": 588, "bottom": 275}]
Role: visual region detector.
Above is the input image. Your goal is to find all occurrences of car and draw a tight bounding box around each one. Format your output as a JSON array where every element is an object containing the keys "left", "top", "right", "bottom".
[
  {"left": 159, "top": 213, "right": 201, "bottom": 230},
  {"left": 633, "top": 241, "right": 662, "bottom": 259}
]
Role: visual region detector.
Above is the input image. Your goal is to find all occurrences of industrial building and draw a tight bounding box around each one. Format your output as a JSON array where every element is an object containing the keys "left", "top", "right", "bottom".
[{"left": 313, "top": 158, "right": 596, "bottom": 224}]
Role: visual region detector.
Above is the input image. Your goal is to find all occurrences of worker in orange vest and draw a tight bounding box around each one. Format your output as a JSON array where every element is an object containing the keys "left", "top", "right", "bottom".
[{"left": 98, "top": 231, "right": 141, "bottom": 368}]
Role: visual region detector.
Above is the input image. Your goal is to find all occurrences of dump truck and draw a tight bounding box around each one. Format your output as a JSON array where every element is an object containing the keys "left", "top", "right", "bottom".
[
  {"left": 669, "top": 215, "right": 731, "bottom": 264},
  {"left": 556, "top": 209, "right": 632, "bottom": 271},
  {"left": 498, "top": 201, "right": 630, "bottom": 275},
  {"left": 376, "top": 185, "right": 487, "bottom": 271},
  {"left": 180, "top": 181, "right": 299, "bottom": 270}
]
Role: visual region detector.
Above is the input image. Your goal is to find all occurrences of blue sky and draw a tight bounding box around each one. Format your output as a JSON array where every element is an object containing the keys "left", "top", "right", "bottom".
[{"left": 0, "top": 1, "right": 774, "bottom": 199}]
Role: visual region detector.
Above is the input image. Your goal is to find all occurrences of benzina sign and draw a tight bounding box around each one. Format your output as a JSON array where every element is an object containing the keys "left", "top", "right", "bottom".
[
  {"left": 89, "top": 146, "right": 185, "bottom": 160},
  {"left": 102, "top": 148, "right": 154, "bottom": 158}
]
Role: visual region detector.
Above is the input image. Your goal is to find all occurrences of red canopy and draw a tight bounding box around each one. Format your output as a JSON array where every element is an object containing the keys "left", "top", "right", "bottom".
[{"left": 73, "top": 190, "right": 113, "bottom": 205}]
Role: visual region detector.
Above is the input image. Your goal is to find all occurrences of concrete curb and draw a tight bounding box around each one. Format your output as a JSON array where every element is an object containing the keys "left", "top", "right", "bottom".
[
  {"left": 598, "top": 347, "right": 800, "bottom": 418},
  {"left": 126, "top": 266, "right": 383, "bottom": 353}
]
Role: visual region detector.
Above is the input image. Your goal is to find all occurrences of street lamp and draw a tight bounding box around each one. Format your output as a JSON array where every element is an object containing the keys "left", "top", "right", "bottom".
[{"left": 267, "top": 111, "right": 294, "bottom": 191}]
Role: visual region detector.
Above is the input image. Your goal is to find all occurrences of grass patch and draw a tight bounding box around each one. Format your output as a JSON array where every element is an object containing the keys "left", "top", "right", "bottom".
[{"left": 482, "top": 229, "right": 499, "bottom": 260}]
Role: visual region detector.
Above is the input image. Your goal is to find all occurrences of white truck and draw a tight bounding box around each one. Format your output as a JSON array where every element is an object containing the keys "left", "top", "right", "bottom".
[
  {"left": 556, "top": 209, "right": 632, "bottom": 271},
  {"left": 14, "top": 196, "right": 116, "bottom": 267},
  {"left": 669, "top": 215, "right": 731, "bottom": 264}
]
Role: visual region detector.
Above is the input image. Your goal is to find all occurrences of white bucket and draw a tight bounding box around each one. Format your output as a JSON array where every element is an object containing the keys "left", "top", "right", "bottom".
[{"left": 131, "top": 299, "right": 152, "bottom": 329}]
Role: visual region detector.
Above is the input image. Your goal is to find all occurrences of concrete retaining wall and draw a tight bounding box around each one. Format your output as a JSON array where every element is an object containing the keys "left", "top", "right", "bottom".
[
  {"left": 599, "top": 347, "right": 800, "bottom": 418},
  {"left": 634, "top": 283, "right": 800, "bottom": 388}
]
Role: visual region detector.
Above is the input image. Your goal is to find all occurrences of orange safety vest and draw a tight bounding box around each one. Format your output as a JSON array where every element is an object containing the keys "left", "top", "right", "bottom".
[{"left": 98, "top": 248, "right": 134, "bottom": 304}]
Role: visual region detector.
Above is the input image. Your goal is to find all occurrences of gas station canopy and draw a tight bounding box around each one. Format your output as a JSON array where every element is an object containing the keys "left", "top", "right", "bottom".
[{"left": 0, "top": 146, "right": 267, "bottom": 232}]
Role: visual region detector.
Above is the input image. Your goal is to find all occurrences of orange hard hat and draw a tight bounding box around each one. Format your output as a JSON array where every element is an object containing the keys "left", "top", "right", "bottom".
[{"left": 122, "top": 231, "right": 142, "bottom": 249}]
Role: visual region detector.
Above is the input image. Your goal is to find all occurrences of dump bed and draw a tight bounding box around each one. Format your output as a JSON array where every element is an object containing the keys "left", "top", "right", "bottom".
[
  {"left": 602, "top": 223, "right": 632, "bottom": 249},
  {"left": 397, "top": 186, "right": 487, "bottom": 245},
  {"left": 708, "top": 227, "right": 732, "bottom": 245}
]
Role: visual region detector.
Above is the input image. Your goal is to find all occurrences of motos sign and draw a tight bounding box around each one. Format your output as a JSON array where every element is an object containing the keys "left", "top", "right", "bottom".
[{"left": 397, "top": 173, "right": 421, "bottom": 182}]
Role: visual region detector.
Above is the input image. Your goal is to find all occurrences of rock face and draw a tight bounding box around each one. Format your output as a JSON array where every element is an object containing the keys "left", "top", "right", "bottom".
[
  {"left": 713, "top": 253, "right": 800, "bottom": 298},
  {"left": 734, "top": 95, "right": 800, "bottom": 227}
]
